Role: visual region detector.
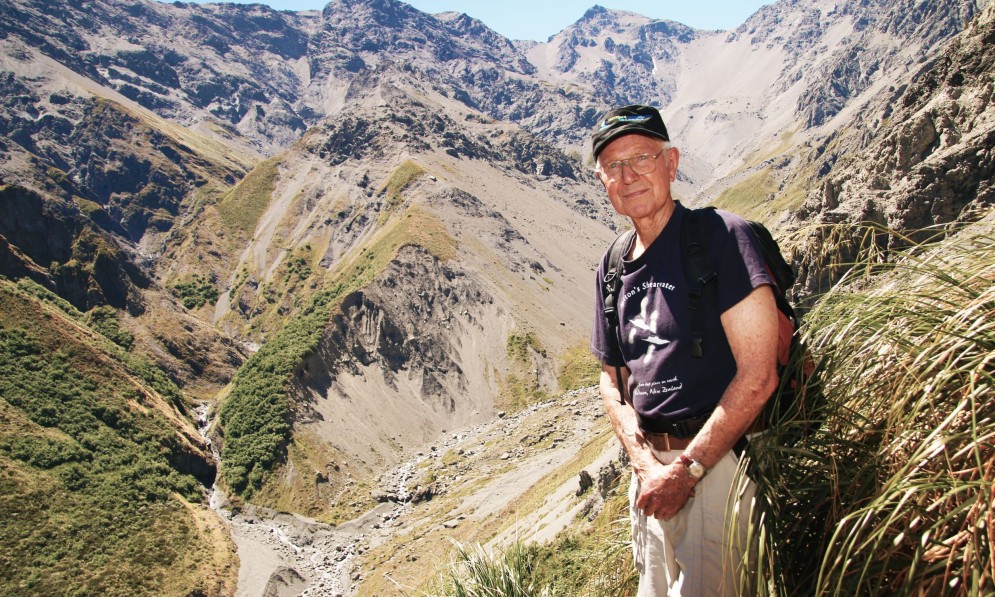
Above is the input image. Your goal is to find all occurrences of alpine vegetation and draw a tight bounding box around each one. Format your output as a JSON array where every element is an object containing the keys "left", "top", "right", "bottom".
[{"left": 743, "top": 217, "right": 995, "bottom": 595}]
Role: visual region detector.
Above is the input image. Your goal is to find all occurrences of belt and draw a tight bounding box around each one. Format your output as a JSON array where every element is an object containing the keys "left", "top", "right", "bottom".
[
  {"left": 642, "top": 414, "right": 710, "bottom": 437},
  {"left": 644, "top": 432, "right": 692, "bottom": 452},
  {"left": 643, "top": 417, "right": 768, "bottom": 453}
]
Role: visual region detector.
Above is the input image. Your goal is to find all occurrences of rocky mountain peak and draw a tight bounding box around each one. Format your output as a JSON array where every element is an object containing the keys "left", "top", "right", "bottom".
[
  {"left": 315, "top": 0, "right": 532, "bottom": 76},
  {"left": 579, "top": 5, "right": 610, "bottom": 21},
  {"left": 323, "top": 0, "right": 423, "bottom": 28}
]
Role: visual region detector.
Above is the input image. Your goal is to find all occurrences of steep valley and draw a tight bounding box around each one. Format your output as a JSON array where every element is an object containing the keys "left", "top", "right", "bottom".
[{"left": 1, "top": 0, "right": 993, "bottom": 594}]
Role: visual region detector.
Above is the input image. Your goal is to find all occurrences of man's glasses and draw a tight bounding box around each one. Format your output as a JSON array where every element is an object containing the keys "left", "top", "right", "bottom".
[{"left": 597, "top": 151, "right": 664, "bottom": 182}]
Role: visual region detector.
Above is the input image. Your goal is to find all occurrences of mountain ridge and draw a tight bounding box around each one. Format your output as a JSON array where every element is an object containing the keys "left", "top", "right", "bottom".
[{"left": 1, "top": 0, "right": 993, "bottom": 594}]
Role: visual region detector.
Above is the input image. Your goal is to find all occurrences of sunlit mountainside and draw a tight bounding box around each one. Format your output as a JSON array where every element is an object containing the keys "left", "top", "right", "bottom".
[{"left": 0, "top": 0, "right": 992, "bottom": 594}]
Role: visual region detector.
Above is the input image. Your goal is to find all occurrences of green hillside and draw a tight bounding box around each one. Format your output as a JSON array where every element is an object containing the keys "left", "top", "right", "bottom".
[{"left": 0, "top": 278, "right": 237, "bottom": 596}]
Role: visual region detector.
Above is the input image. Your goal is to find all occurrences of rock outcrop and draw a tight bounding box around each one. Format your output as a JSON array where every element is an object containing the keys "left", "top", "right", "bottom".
[{"left": 790, "top": 1, "right": 995, "bottom": 297}]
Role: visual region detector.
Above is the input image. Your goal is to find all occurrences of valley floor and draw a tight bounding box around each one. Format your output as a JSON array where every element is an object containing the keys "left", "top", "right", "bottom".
[{"left": 213, "top": 387, "right": 617, "bottom": 597}]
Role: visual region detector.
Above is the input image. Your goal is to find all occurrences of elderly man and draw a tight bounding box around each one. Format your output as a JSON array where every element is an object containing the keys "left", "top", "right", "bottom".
[{"left": 590, "top": 104, "right": 779, "bottom": 596}]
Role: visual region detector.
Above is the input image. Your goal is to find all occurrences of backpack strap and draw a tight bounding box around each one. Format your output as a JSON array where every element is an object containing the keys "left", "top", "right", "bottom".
[
  {"left": 680, "top": 208, "right": 718, "bottom": 359},
  {"left": 601, "top": 229, "right": 635, "bottom": 404}
]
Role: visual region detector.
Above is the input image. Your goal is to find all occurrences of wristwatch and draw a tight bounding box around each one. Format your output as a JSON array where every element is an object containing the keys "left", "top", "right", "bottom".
[{"left": 679, "top": 454, "right": 706, "bottom": 481}]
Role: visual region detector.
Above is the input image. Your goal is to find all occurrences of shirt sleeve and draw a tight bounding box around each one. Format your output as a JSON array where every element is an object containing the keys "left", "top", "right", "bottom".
[{"left": 711, "top": 211, "right": 775, "bottom": 314}]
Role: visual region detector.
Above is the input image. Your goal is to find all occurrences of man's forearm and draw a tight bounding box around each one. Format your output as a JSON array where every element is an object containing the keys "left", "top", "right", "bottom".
[
  {"left": 684, "top": 371, "right": 775, "bottom": 470},
  {"left": 599, "top": 367, "right": 660, "bottom": 479}
]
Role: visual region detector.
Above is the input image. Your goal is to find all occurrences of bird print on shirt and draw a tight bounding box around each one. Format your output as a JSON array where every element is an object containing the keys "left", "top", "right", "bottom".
[{"left": 628, "top": 295, "right": 669, "bottom": 364}]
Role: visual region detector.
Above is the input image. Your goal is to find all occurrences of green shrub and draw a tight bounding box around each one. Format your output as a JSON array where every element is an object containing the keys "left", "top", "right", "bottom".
[
  {"left": 285, "top": 255, "right": 312, "bottom": 282},
  {"left": 218, "top": 290, "right": 335, "bottom": 494},
  {"left": 0, "top": 293, "right": 210, "bottom": 595},
  {"left": 15, "top": 278, "right": 82, "bottom": 319},
  {"left": 84, "top": 305, "right": 134, "bottom": 349},
  {"left": 172, "top": 274, "right": 219, "bottom": 310}
]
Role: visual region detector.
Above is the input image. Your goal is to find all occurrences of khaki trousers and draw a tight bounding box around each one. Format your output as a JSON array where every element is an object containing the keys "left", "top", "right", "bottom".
[{"left": 629, "top": 448, "right": 756, "bottom": 596}]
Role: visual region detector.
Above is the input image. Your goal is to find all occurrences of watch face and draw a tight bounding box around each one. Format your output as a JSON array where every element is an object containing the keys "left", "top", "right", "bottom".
[
  {"left": 688, "top": 461, "right": 705, "bottom": 479},
  {"left": 679, "top": 454, "right": 706, "bottom": 479}
]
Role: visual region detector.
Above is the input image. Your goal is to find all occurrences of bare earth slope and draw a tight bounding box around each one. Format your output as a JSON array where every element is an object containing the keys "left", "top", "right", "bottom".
[{"left": 210, "top": 387, "right": 614, "bottom": 596}]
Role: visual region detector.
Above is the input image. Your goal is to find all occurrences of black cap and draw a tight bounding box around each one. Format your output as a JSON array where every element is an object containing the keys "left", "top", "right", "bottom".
[{"left": 591, "top": 104, "right": 669, "bottom": 159}]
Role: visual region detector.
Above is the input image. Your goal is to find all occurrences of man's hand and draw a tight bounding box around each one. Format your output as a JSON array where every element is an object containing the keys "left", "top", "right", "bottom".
[{"left": 635, "top": 460, "right": 697, "bottom": 520}]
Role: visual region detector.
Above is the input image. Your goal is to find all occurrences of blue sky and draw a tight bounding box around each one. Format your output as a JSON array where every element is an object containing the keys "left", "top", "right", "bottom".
[{"left": 175, "top": 1, "right": 774, "bottom": 41}]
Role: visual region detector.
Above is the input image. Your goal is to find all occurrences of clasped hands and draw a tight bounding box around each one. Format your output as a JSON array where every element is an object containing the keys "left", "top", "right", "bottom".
[{"left": 635, "top": 460, "right": 697, "bottom": 520}]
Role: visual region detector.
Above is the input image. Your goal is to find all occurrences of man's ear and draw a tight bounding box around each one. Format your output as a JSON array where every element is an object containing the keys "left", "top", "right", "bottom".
[{"left": 667, "top": 147, "right": 681, "bottom": 182}]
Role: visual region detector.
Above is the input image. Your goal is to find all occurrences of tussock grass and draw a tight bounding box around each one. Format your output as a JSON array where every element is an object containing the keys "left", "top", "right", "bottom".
[
  {"left": 379, "top": 160, "right": 427, "bottom": 224},
  {"left": 506, "top": 332, "right": 544, "bottom": 363},
  {"left": 743, "top": 129, "right": 798, "bottom": 170},
  {"left": 439, "top": 542, "right": 553, "bottom": 597},
  {"left": 381, "top": 160, "right": 427, "bottom": 200},
  {"left": 743, "top": 214, "right": 995, "bottom": 595},
  {"left": 557, "top": 344, "right": 601, "bottom": 391},
  {"left": 499, "top": 332, "right": 550, "bottom": 411},
  {"left": 216, "top": 156, "right": 281, "bottom": 234}
]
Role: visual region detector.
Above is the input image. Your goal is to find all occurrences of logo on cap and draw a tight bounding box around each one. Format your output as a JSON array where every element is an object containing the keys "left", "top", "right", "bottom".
[{"left": 600, "top": 114, "right": 653, "bottom": 130}]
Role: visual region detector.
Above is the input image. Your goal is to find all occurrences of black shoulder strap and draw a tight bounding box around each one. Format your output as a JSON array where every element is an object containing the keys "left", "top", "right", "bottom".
[
  {"left": 601, "top": 229, "right": 634, "bottom": 403},
  {"left": 602, "top": 229, "right": 634, "bottom": 328},
  {"left": 681, "top": 208, "right": 718, "bottom": 359}
]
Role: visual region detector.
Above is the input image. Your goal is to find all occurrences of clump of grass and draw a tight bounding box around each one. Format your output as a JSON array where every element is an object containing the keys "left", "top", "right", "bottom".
[
  {"left": 742, "top": 214, "right": 995, "bottom": 595},
  {"left": 438, "top": 542, "right": 553, "bottom": 597},
  {"left": 557, "top": 345, "right": 601, "bottom": 391},
  {"left": 506, "top": 331, "right": 545, "bottom": 364},
  {"left": 378, "top": 160, "right": 426, "bottom": 224},
  {"left": 381, "top": 160, "right": 426, "bottom": 202},
  {"left": 501, "top": 332, "right": 548, "bottom": 411}
]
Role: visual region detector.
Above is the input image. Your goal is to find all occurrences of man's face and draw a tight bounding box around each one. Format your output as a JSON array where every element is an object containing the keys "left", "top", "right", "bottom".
[{"left": 596, "top": 134, "right": 680, "bottom": 223}]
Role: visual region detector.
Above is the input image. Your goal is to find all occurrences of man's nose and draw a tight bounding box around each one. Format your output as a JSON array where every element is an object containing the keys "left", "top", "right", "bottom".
[{"left": 620, "top": 162, "right": 641, "bottom": 184}]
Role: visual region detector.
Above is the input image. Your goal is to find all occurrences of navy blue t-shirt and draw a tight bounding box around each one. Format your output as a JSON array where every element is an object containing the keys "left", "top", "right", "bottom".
[{"left": 591, "top": 203, "right": 773, "bottom": 431}]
